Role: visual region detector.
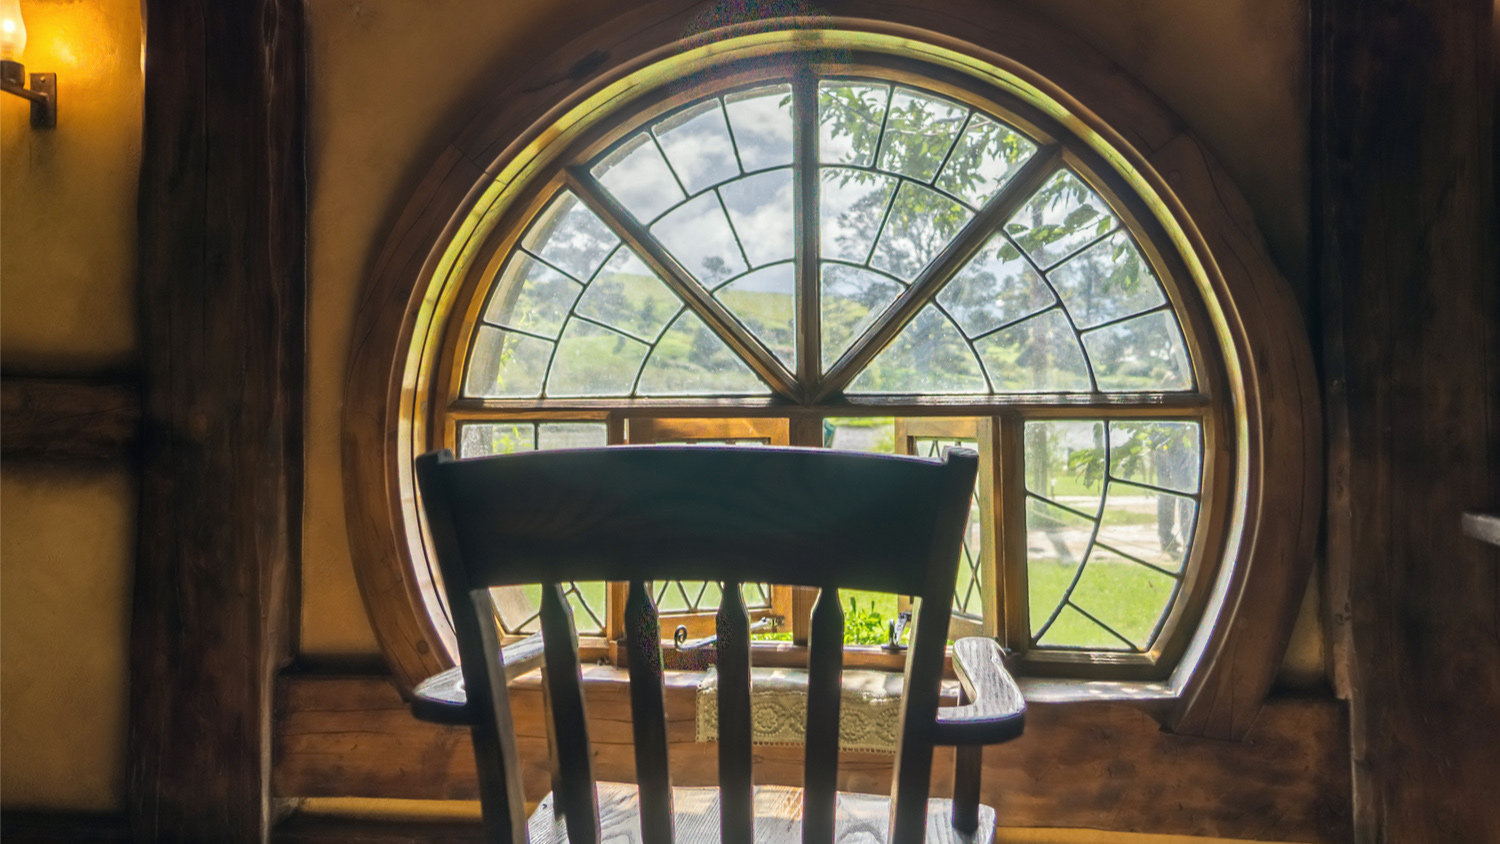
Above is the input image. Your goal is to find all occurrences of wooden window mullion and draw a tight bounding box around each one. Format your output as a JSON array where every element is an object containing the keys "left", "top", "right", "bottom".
[
  {"left": 788, "top": 415, "right": 825, "bottom": 643},
  {"left": 612, "top": 416, "right": 795, "bottom": 656},
  {"left": 995, "top": 413, "right": 1029, "bottom": 653}
]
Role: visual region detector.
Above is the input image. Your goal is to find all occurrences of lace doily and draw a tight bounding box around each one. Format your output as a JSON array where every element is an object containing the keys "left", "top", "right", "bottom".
[{"left": 695, "top": 667, "right": 905, "bottom": 754}]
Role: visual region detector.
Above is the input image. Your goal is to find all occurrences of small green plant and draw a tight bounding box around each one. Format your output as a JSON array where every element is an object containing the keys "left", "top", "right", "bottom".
[{"left": 845, "top": 597, "right": 890, "bottom": 645}]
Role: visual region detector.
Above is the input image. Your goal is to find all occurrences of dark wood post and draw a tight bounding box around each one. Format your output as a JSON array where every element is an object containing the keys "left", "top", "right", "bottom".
[
  {"left": 129, "top": 1, "right": 305, "bottom": 842},
  {"left": 1313, "top": 0, "right": 1499, "bottom": 840}
]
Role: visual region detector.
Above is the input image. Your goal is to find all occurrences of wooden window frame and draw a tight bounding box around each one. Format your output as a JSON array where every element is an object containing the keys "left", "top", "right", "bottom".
[
  {"left": 892, "top": 417, "right": 999, "bottom": 643},
  {"left": 616, "top": 417, "right": 796, "bottom": 647},
  {"left": 429, "top": 57, "right": 1227, "bottom": 680},
  {"left": 342, "top": 8, "right": 1320, "bottom": 741}
]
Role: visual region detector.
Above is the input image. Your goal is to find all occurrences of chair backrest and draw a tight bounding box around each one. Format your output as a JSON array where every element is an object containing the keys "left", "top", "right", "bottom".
[{"left": 416, "top": 445, "right": 979, "bottom": 844}]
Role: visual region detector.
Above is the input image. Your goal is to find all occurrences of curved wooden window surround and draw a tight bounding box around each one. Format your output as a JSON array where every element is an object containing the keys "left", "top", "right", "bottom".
[{"left": 343, "top": 3, "right": 1319, "bottom": 740}]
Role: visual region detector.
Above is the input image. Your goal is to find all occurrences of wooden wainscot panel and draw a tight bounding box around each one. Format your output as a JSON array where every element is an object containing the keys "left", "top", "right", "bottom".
[
  {"left": 1314, "top": 0, "right": 1499, "bottom": 841},
  {"left": 276, "top": 671, "right": 1350, "bottom": 843}
]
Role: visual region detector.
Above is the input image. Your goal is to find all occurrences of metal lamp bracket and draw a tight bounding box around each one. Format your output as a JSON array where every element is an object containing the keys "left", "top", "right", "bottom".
[{"left": 0, "top": 59, "right": 56, "bottom": 128}]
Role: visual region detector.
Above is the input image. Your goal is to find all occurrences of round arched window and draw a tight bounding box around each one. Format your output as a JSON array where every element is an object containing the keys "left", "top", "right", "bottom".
[{"left": 347, "top": 15, "right": 1317, "bottom": 733}]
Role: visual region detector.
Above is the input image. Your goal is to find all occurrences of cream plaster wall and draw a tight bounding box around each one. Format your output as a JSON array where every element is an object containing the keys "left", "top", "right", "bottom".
[
  {"left": 0, "top": 466, "right": 136, "bottom": 809},
  {"left": 0, "top": 0, "right": 142, "bottom": 811},
  {"left": 0, "top": 0, "right": 142, "bottom": 373},
  {"left": 303, "top": 0, "right": 619, "bottom": 656},
  {"left": 300, "top": 0, "right": 1317, "bottom": 675}
]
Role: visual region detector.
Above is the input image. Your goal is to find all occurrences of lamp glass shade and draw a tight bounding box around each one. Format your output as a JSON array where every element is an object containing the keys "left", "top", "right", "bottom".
[{"left": 0, "top": 0, "right": 26, "bottom": 61}]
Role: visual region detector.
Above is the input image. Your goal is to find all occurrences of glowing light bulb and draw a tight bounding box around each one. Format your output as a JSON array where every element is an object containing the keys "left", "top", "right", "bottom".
[{"left": 0, "top": 0, "right": 26, "bottom": 62}]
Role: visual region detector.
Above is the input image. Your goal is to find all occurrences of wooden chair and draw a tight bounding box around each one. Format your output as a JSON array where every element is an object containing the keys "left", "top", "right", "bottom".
[{"left": 412, "top": 445, "right": 1025, "bottom": 844}]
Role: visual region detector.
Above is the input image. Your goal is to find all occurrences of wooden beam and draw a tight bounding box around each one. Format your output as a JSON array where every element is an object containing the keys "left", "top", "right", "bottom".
[
  {"left": 274, "top": 817, "right": 488, "bottom": 844},
  {"left": 0, "top": 377, "right": 140, "bottom": 461},
  {"left": 274, "top": 672, "right": 1350, "bottom": 843},
  {"left": 130, "top": 1, "right": 306, "bottom": 842},
  {"left": 1313, "top": 0, "right": 1500, "bottom": 840}
]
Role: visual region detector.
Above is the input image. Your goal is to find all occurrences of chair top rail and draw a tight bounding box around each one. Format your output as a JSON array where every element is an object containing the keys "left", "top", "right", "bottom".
[{"left": 419, "top": 445, "right": 979, "bottom": 598}]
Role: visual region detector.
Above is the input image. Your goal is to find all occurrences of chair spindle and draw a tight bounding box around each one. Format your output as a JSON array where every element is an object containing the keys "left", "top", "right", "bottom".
[
  {"left": 802, "top": 587, "right": 844, "bottom": 844},
  {"left": 716, "top": 581, "right": 754, "bottom": 844},
  {"left": 539, "top": 583, "right": 603, "bottom": 844},
  {"left": 626, "top": 580, "right": 675, "bottom": 844}
]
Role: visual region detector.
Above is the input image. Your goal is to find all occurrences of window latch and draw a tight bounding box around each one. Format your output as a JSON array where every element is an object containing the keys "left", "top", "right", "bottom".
[{"left": 884, "top": 610, "right": 912, "bottom": 652}]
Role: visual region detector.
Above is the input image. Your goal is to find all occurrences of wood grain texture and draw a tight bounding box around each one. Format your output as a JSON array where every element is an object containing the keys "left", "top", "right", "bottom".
[
  {"left": 130, "top": 0, "right": 305, "bottom": 842},
  {"left": 948, "top": 742, "right": 980, "bottom": 836},
  {"left": 410, "top": 634, "right": 547, "bottom": 725},
  {"left": 342, "top": 140, "right": 485, "bottom": 691},
  {"left": 931, "top": 638, "right": 1024, "bottom": 745},
  {"left": 1313, "top": 0, "right": 1500, "bottom": 840},
  {"left": 0, "top": 377, "right": 140, "bottom": 461},
  {"left": 792, "top": 70, "right": 821, "bottom": 397},
  {"left": 275, "top": 672, "right": 1350, "bottom": 842},
  {"left": 415, "top": 447, "right": 977, "bottom": 595},
  {"left": 540, "top": 584, "right": 603, "bottom": 844},
  {"left": 415, "top": 452, "right": 531, "bottom": 844},
  {"left": 716, "top": 583, "right": 754, "bottom": 844},
  {"left": 625, "top": 581, "right": 675, "bottom": 844},
  {"left": 1150, "top": 125, "right": 1323, "bottom": 740},
  {"left": 801, "top": 589, "right": 844, "bottom": 844}
]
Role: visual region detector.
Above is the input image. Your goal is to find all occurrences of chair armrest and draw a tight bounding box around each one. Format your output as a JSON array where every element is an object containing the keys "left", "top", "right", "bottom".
[
  {"left": 931, "top": 637, "right": 1025, "bottom": 745},
  {"left": 410, "top": 632, "right": 547, "bottom": 725}
]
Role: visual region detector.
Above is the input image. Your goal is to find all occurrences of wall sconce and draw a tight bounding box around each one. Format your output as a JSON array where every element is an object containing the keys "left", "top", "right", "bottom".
[{"left": 0, "top": 0, "right": 55, "bottom": 128}]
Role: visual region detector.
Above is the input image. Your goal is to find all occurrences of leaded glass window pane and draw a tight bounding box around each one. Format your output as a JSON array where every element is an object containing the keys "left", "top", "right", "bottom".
[
  {"left": 937, "top": 234, "right": 1054, "bottom": 337},
  {"left": 973, "top": 309, "right": 1091, "bottom": 393},
  {"left": 820, "top": 263, "right": 904, "bottom": 369},
  {"left": 1005, "top": 169, "right": 1118, "bottom": 269},
  {"left": 451, "top": 70, "right": 1217, "bottom": 666},
  {"left": 574, "top": 248, "right": 682, "bottom": 342},
  {"left": 521, "top": 191, "right": 619, "bottom": 282},
  {"left": 935, "top": 114, "right": 1038, "bottom": 207},
  {"left": 653, "top": 99, "right": 739, "bottom": 195},
  {"left": 459, "top": 420, "right": 610, "bottom": 636},
  {"left": 464, "top": 327, "right": 552, "bottom": 398},
  {"left": 848, "top": 305, "right": 987, "bottom": 394},
  {"left": 714, "top": 262, "right": 796, "bottom": 369},
  {"left": 868, "top": 182, "right": 973, "bottom": 282},
  {"left": 651, "top": 192, "right": 748, "bottom": 286},
  {"left": 483, "top": 254, "right": 582, "bottom": 339},
  {"left": 593, "top": 133, "right": 685, "bottom": 222},
  {"left": 724, "top": 84, "right": 794, "bottom": 171},
  {"left": 875, "top": 88, "right": 966, "bottom": 182},
  {"left": 914, "top": 436, "right": 985, "bottom": 619},
  {"left": 1023, "top": 419, "right": 1201, "bottom": 652},
  {"left": 821, "top": 168, "right": 899, "bottom": 264},
  {"left": 719, "top": 168, "right": 795, "bottom": 267},
  {"left": 1048, "top": 231, "right": 1166, "bottom": 330},
  {"left": 635, "top": 311, "right": 768, "bottom": 396},
  {"left": 1082, "top": 310, "right": 1192, "bottom": 392},
  {"left": 818, "top": 81, "right": 889, "bottom": 166}
]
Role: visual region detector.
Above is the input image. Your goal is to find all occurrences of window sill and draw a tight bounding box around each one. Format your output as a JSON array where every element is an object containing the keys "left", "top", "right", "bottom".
[{"left": 507, "top": 659, "right": 1175, "bottom": 713}]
